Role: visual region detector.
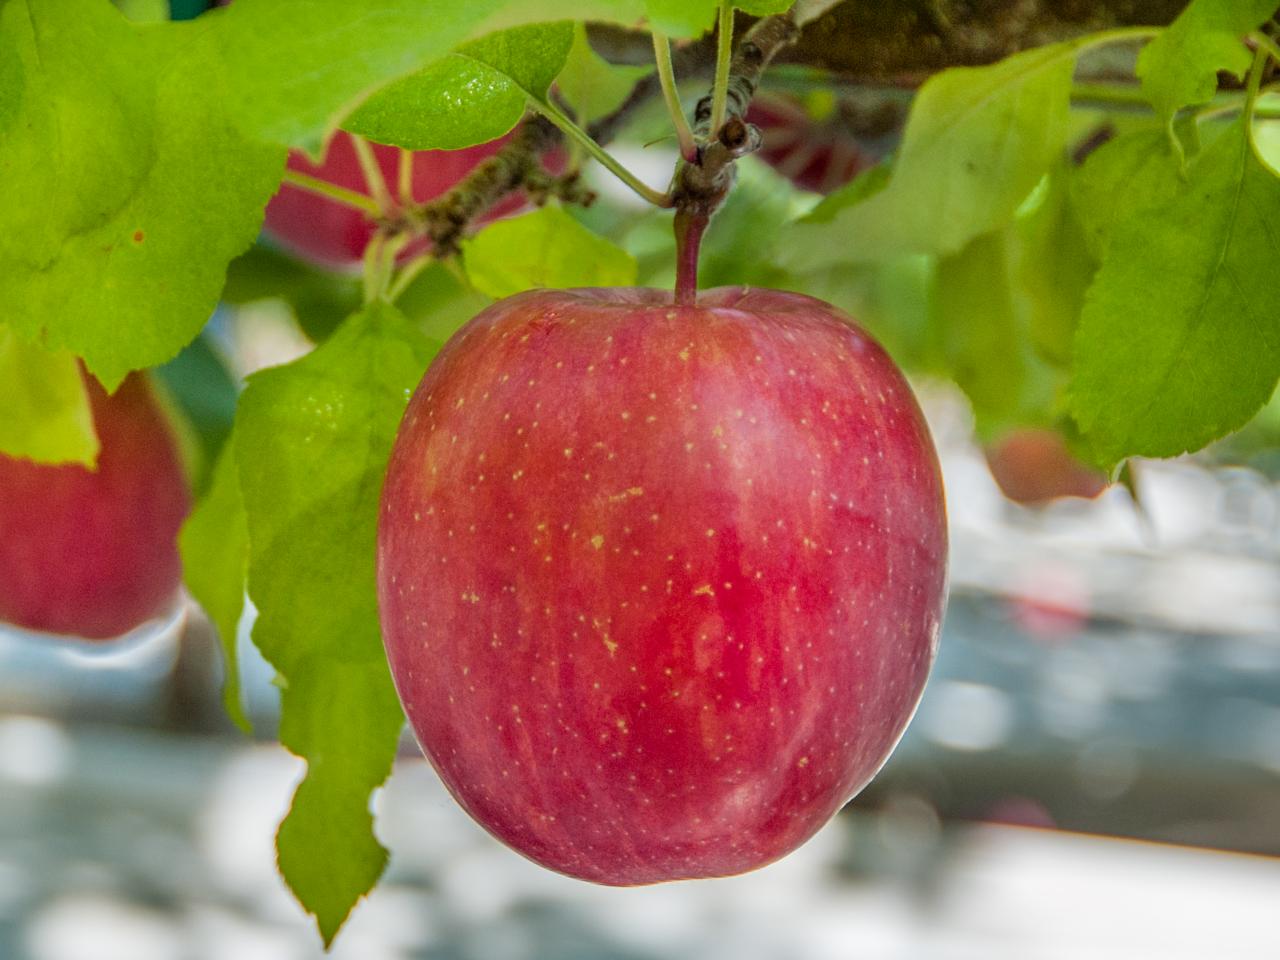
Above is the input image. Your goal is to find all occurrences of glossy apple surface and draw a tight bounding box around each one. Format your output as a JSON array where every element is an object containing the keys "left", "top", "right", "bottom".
[
  {"left": 985, "top": 428, "right": 1108, "bottom": 505},
  {"left": 377, "top": 287, "right": 947, "bottom": 884},
  {"left": 0, "top": 370, "right": 190, "bottom": 640},
  {"left": 263, "top": 131, "right": 522, "bottom": 270}
]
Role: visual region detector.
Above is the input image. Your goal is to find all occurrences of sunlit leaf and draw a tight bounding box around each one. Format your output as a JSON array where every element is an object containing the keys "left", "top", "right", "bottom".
[
  {"left": 0, "top": 327, "right": 97, "bottom": 466},
  {"left": 235, "top": 301, "right": 438, "bottom": 944},
  {"left": 1070, "top": 119, "right": 1280, "bottom": 468}
]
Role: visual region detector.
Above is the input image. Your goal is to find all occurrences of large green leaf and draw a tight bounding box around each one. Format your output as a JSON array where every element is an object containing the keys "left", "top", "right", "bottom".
[
  {"left": 1137, "top": 0, "right": 1276, "bottom": 129},
  {"left": 179, "top": 444, "right": 250, "bottom": 733},
  {"left": 211, "top": 0, "right": 671, "bottom": 154},
  {"left": 0, "top": 326, "right": 97, "bottom": 466},
  {"left": 463, "top": 204, "right": 638, "bottom": 297},
  {"left": 932, "top": 229, "right": 1056, "bottom": 435},
  {"left": 780, "top": 41, "right": 1077, "bottom": 267},
  {"left": 0, "top": 1, "right": 283, "bottom": 389},
  {"left": 1070, "top": 118, "right": 1280, "bottom": 468},
  {"left": 1072, "top": 128, "right": 1183, "bottom": 258},
  {"left": 234, "top": 302, "right": 438, "bottom": 945},
  {"left": 347, "top": 23, "right": 574, "bottom": 150}
]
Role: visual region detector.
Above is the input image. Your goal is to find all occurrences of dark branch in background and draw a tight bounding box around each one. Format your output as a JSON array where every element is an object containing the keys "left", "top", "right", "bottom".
[
  {"left": 589, "top": 0, "right": 1183, "bottom": 83},
  {"left": 392, "top": 0, "right": 1188, "bottom": 263}
]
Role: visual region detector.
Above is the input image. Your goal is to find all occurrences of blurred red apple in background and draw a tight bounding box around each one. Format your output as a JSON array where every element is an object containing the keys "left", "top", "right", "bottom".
[
  {"left": 747, "top": 92, "right": 878, "bottom": 194},
  {"left": 378, "top": 286, "right": 947, "bottom": 884},
  {"left": 986, "top": 428, "right": 1108, "bottom": 505},
  {"left": 0, "top": 370, "right": 190, "bottom": 640}
]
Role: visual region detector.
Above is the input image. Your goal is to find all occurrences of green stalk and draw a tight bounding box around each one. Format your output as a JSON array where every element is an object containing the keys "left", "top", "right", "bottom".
[
  {"left": 653, "top": 31, "right": 697, "bottom": 161},
  {"left": 281, "top": 169, "right": 381, "bottom": 216},
  {"left": 527, "top": 97, "right": 673, "bottom": 208},
  {"left": 708, "top": 3, "right": 734, "bottom": 133},
  {"left": 350, "top": 133, "right": 394, "bottom": 215}
]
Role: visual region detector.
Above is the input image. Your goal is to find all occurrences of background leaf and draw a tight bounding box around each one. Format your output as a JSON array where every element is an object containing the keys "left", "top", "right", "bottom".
[
  {"left": 346, "top": 23, "right": 574, "bottom": 150},
  {"left": 779, "top": 41, "right": 1076, "bottom": 267},
  {"left": 179, "top": 444, "right": 251, "bottom": 733},
  {"left": 0, "top": 1, "right": 284, "bottom": 389},
  {"left": 556, "top": 23, "right": 651, "bottom": 128},
  {"left": 223, "top": 246, "right": 364, "bottom": 345},
  {"left": 1070, "top": 119, "right": 1280, "bottom": 468},
  {"left": 155, "top": 332, "right": 240, "bottom": 493},
  {"left": 234, "top": 302, "right": 438, "bottom": 944},
  {"left": 1137, "top": 0, "right": 1277, "bottom": 128},
  {"left": 0, "top": 327, "right": 97, "bottom": 466},
  {"left": 463, "top": 204, "right": 638, "bottom": 298},
  {"left": 1013, "top": 168, "right": 1096, "bottom": 367},
  {"left": 932, "top": 229, "right": 1056, "bottom": 435}
]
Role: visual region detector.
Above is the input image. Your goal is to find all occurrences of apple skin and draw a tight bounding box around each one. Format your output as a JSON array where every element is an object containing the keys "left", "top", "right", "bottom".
[
  {"left": 985, "top": 428, "right": 1108, "bottom": 505},
  {"left": 263, "top": 131, "right": 523, "bottom": 270},
  {"left": 0, "top": 370, "right": 190, "bottom": 640},
  {"left": 377, "top": 287, "right": 947, "bottom": 884}
]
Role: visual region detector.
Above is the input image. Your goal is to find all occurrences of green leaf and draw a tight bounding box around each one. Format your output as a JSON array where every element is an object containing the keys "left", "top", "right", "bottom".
[
  {"left": 155, "top": 333, "right": 240, "bottom": 494},
  {"left": 346, "top": 23, "right": 574, "bottom": 150},
  {"left": 1070, "top": 119, "right": 1280, "bottom": 468},
  {"left": 1137, "top": 0, "right": 1276, "bottom": 127},
  {"left": 462, "top": 204, "right": 638, "bottom": 298},
  {"left": 395, "top": 260, "right": 495, "bottom": 344},
  {"left": 234, "top": 302, "right": 438, "bottom": 945},
  {"left": 111, "top": 0, "right": 170, "bottom": 22},
  {"left": 212, "top": 0, "right": 650, "bottom": 154},
  {"left": 779, "top": 41, "right": 1077, "bottom": 267},
  {"left": 1014, "top": 168, "right": 1096, "bottom": 366},
  {"left": 932, "top": 230, "right": 1054, "bottom": 434},
  {"left": 1072, "top": 128, "right": 1183, "bottom": 258},
  {"left": 0, "top": 326, "right": 97, "bottom": 466},
  {"left": 801, "top": 163, "right": 891, "bottom": 224},
  {"left": 639, "top": 0, "right": 786, "bottom": 35},
  {"left": 0, "top": 1, "right": 284, "bottom": 389},
  {"left": 556, "top": 23, "right": 650, "bottom": 128},
  {"left": 179, "top": 444, "right": 250, "bottom": 733}
]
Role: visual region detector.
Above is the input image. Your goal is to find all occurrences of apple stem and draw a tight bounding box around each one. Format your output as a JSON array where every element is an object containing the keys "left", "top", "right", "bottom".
[{"left": 674, "top": 207, "right": 709, "bottom": 305}]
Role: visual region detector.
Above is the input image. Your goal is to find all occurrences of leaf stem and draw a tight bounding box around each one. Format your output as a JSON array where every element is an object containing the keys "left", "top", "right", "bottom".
[
  {"left": 1251, "top": 31, "right": 1280, "bottom": 68},
  {"left": 398, "top": 148, "right": 415, "bottom": 207},
  {"left": 653, "top": 31, "right": 698, "bottom": 162},
  {"left": 1245, "top": 43, "right": 1268, "bottom": 117},
  {"left": 526, "top": 97, "right": 673, "bottom": 208},
  {"left": 350, "top": 134, "right": 394, "bottom": 215},
  {"left": 387, "top": 250, "right": 435, "bottom": 302},
  {"left": 1072, "top": 24, "right": 1161, "bottom": 53},
  {"left": 709, "top": 3, "right": 734, "bottom": 133},
  {"left": 281, "top": 169, "right": 381, "bottom": 216}
]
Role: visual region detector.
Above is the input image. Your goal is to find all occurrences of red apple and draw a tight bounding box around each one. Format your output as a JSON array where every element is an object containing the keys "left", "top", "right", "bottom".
[
  {"left": 263, "top": 131, "right": 524, "bottom": 270},
  {"left": 747, "top": 93, "right": 875, "bottom": 194},
  {"left": 377, "top": 287, "right": 947, "bottom": 884},
  {"left": 0, "top": 369, "right": 190, "bottom": 640},
  {"left": 985, "top": 428, "right": 1108, "bottom": 505}
]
